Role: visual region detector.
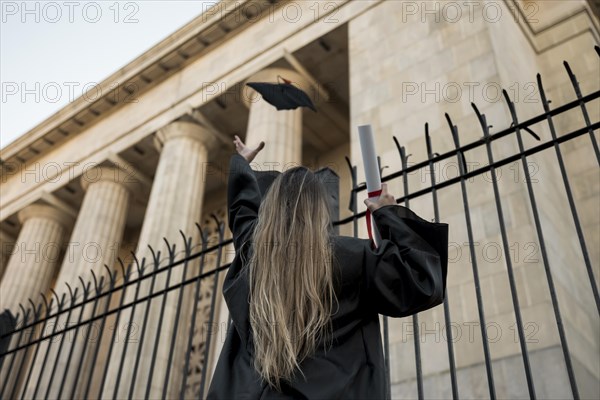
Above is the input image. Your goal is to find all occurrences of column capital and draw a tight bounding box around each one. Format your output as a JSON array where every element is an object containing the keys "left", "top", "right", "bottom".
[
  {"left": 80, "top": 166, "right": 138, "bottom": 193},
  {"left": 17, "top": 203, "right": 74, "bottom": 230},
  {"left": 153, "top": 121, "right": 218, "bottom": 152},
  {"left": 241, "top": 67, "right": 313, "bottom": 109}
]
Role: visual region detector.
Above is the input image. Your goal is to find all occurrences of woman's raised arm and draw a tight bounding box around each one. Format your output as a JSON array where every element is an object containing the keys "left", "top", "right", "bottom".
[
  {"left": 362, "top": 204, "right": 449, "bottom": 317},
  {"left": 227, "top": 136, "right": 264, "bottom": 250}
]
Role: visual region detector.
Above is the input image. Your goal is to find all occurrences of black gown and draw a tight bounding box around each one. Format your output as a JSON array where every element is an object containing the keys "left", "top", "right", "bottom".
[{"left": 206, "top": 154, "right": 449, "bottom": 400}]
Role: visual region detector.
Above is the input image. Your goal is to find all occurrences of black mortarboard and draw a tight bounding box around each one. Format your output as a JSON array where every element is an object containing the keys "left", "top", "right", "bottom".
[{"left": 246, "top": 76, "right": 317, "bottom": 112}]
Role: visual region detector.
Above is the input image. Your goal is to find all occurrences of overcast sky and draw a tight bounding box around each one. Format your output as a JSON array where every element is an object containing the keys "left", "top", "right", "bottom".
[{"left": 1, "top": 0, "right": 214, "bottom": 150}]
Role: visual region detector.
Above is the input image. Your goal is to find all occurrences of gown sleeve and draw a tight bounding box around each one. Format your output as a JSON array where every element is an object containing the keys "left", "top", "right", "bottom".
[
  {"left": 227, "top": 154, "right": 262, "bottom": 253},
  {"left": 363, "top": 204, "right": 449, "bottom": 318}
]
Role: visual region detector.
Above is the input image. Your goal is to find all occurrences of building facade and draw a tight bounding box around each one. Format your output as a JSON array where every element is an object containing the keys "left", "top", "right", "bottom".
[{"left": 0, "top": 0, "right": 599, "bottom": 398}]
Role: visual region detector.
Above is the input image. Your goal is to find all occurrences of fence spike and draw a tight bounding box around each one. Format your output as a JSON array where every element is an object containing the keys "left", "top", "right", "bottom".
[
  {"left": 39, "top": 293, "right": 50, "bottom": 315},
  {"left": 115, "top": 257, "right": 126, "bottom": 279},
  {"left": 503, "top": 90, "right": 517, "bottom": 110},
  {"left": 141, "top": 256, "right": 151, "bottom": 275},
  {"left": 98, "top": 276, "right": 106, "bottom": 295},
  {"left": 471, "top": 102, "right": 483, "bottom": 121},
  {"left": 50, "top": 288, "right": 63, "bottom": 310},
  {"left": 178, "top": 229, "right": 186, "bottom": 240},
  {"left": 344, "top": 156, "right": 353, "bottom": 176},
  {"left": 147, "top": 244, "right": 158, "bottom": 263},
  {"left": 195, "top": 221, "right": 207, "bottom": 244},
  {"left": 563, "top": 60, "right": 576, "bottom": 81},
  {"left": 130, "top": 250, "right": 142, "bottom": 275},
  {"left": 65, "top": 282, "right": 74, "bottom": 300},
  {"left": 472, "top": 103, "right": 490, "bottom": 139},
  {"left": 392, "top": 136, "right": 403, "bottom": 161},
  {"left": 563, "top": 59, "right": 600, "bottom": 164},
  {"left": 424, "top": 126, "right": 441, "bottom": 162},
  {"left": 445, "top": 113, "right": 459, "bottom": 147},
  {"left": 78, "top": 276, "right": 90, "bottom": 297},
  {"left": 211, "top": 214, "right": 225, "bottom": 235},
  {"left": 502, "top": 91, "right": 518, "bottom": 121},
  {"left": 163, "top": 237, "right": 175, "bottom": 259},
  {"left": 445, "top": 113, "right": 468, "bottom": 173},
  {"left": 216, "top": 219, "right": 226, "bottom": 241},
  {"left": 125, "top": 262, "right": 133, "bottom": 279},
  {"left": 90, "top": 269, "right": 100, "bottom": 294},
  {"left": 179, "top": 229, "right": 192, "bottom": 254},
  {"left": 103, "top": 264, "right": 116, "bottom": 285},
  {"left": 11, "top": 309, "right": 21, "bottom": 325},
  {"left": 27, "top": 299, "right": 40, "bottom": 322},
  {"left": 393, "top": 137, "right": 411, "bottom": 170},
  {"left": 402, "top": 147, "right": 412, "bottom": 166},
  {"left": 502, "top": 91, "right": 540, "bottom": 140},
  {"left": 375, "top": 155, "right": 388, "bottom": 177},
  {"left": 424, "top": 123, "right": 433, "bottom": 158},
  {"left": 148, "top": 245, "right": 161, "bottom": 272},
  {"left": 18, "top": 303, "right": 28, "bottom": 324},
  {"left": 344, "top": 156, "right": 357, "bottom": 213},
  {"left": 536, "top": 73, "right": 551, "bottom": 103},
  {"left": 119, "top": 258, "right": 127, "bottom": 281},
  {"left": 524, "top": 126, "right": 541, "bottom": 141}
]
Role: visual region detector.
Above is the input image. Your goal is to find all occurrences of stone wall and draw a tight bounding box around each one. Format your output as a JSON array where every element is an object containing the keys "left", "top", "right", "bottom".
[{"left": 347, "top": 0, "right": 599, "bottom": 398}]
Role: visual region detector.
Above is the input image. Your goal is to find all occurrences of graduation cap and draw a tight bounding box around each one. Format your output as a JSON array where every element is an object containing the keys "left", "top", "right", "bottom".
[{"left": 246, "top": 76, "right": 317, "bottom": 112}]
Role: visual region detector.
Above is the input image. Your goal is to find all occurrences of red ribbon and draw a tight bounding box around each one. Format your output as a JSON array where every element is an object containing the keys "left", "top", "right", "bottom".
[{"left": 366, "top": 189, "right": 382, "bottom": 246}]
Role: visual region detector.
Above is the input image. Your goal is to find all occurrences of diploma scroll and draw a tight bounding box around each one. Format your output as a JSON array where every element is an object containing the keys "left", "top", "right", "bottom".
[{"left": 358, "top": 124, "right": 382, "bottom": 247}]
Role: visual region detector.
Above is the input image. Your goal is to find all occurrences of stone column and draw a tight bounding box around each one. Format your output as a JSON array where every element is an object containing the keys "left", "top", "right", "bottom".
[
  {"left": 138, "top": 121, "right": 217, "bottom": 256},
  {"left": 103, "top": 120, "right": 217, "bottom": 399},
  {"left": 0, "top": 204, "right": 72, "bottom": 398},
  {"left": 0, "top": 230, "right": 16, "bottom": 282},
  {"left": 56, "top": 166, "right": 135, "bottom": 288},
  {"left": 181, "top": 208, "right": 233, "bottom": 399},
  {"left": 28, "top": 166, "right": 135, "bottom": 399},
  {"left": 0, "top": 204, "right": 72, "bottom": 313},
  {"left": 243, "top": 68, "right": 311, "bottom": 168}
]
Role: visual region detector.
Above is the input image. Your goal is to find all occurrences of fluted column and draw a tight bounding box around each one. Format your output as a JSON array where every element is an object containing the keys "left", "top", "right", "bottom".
[
  {"left": 243, "top": 68, "right": 311, "bottom": 168},
  {"left": 0, "top": 230, "right": 15, "bottom": 282},
  {"left": 104, "top": 120, "right": 217, "bottom": 399},
  {"left": 27, "top": 166, "right": 135, "bottom": 399},
  {"left": 0, "top": 204, "right": 72, "bottom": 313},
  {"left": 138, "top": 121, "right": 216, "bottom": 256},
  {"left": 0, "top": 204, "right": 72, "bottom": 398},
  {"left": 56, "top": 166, "right": 134, "bottom": 287}
]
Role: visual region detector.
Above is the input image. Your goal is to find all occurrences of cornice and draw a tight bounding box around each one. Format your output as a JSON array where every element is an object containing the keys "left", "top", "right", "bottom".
[{"left": 0, "top": 0, "right": 280, "bottom": 170}]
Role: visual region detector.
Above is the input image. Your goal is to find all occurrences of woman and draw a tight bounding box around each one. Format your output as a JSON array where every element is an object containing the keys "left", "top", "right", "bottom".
[{"left": 207, "top": 136, "right": 448, "bottom": 399}]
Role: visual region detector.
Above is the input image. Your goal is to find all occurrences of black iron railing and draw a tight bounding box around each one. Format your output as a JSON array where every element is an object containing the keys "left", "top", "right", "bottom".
[{"left": 0, "top": 47, "right": 599, "bottom": 399}]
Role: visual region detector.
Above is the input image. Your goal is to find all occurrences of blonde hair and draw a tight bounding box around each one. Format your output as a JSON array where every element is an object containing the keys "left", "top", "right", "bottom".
[{"left": 247, "top": 167, "right": 338, "bottom": 390}]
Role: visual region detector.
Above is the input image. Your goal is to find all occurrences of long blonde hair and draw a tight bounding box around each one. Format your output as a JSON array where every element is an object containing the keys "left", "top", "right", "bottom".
[{"left": 247, "top": 166, "right": 337, "bottom": 390}]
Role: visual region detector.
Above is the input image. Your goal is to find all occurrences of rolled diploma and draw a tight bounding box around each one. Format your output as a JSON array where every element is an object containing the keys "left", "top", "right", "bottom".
[{"left": 358, "top": 124, "right": 382, "bottom": 247}]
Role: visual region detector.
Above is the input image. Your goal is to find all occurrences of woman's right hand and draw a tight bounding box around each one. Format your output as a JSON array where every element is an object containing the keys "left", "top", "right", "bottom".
[
  {"left": 234, "top": 135, "right": 265, "bottom": 163},
  {"left": 364, "top": 183, "right": 396, "bottom": 212}
]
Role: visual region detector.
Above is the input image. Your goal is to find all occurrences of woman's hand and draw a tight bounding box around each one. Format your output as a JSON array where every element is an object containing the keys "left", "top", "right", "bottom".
[
  {"left": 364, "top": 183, "right": 396, "bottom": 212},
  {"left": 234, "top": 135, "right": 265, "bottom": 163}
]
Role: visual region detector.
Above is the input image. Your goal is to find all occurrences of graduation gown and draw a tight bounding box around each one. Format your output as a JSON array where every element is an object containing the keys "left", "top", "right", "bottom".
[{"left": 206, "top": 154, "right": 449, "bottom": 400}]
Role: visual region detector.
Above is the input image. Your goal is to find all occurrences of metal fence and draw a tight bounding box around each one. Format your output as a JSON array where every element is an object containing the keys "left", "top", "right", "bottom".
[{"left": 0, "top": 47, "right": 599, "bottom": 399}]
